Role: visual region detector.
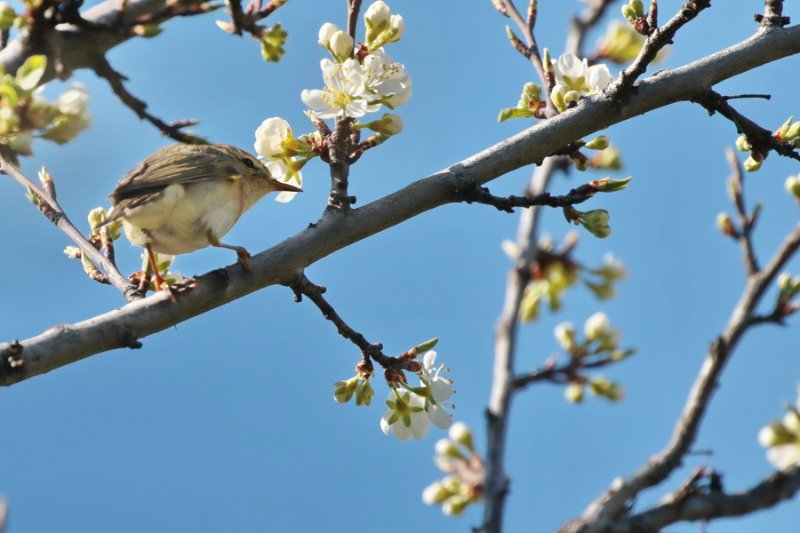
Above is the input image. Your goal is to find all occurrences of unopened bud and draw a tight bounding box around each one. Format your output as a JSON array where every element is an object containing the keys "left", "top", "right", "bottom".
[
  {"left": 449, "top": 422, "right": 474, "bottom": 451},
  {"left": 735, "top": 135, "right": 751, "bottom": 152},
  {"left": 585, "top": 136, "right": 610, "bottom": 150},
  {"left": 785, "top": 175, "right": 800, "bottom": 202},
  {"left": 743, "top": 155, "right": 762, "bottom": 172},
  {"left": 565, "top": 382, "right": 585, "bottom": 403},
  {"left": 715, "top": 212, "right": 737, "bottom": 237},
  {"left": 554, "top": 322, "right": 576, "bottom": 352}
]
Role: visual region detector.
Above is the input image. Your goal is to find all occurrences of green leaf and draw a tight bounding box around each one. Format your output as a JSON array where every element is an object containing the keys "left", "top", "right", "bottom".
[
  {"left": 15, "top": 55, "right": 47, "bottom": 91},
  {"left": 498, "top": 107, "right": 535, "bottom": 123}
]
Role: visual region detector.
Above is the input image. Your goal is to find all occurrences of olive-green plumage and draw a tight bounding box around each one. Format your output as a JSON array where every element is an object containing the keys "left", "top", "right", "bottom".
[{"left": 107, "top": 143, "right": 301, "bottom": 257}]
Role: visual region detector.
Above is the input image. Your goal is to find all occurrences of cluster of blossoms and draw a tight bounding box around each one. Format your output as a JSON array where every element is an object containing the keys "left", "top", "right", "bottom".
[
  {"left": 759, "top": 389, "right": 800, "bottom": 470},
  {"left": 498, "top": 51, "right": 613, "bottom": 120},
  {"left": 304, "top": 1, "right": 410, "bottom": 118},
  {"left": 549, "top": 51, "right": 612, "bottom": 113},
  {"left": 253, "top": 1, "right": 410, "bottom": 201},
  {"left": 380, "top": 349, "right": 454, "bottom": 440},
  {"left": 507, "top": 233, "right": 627, "bottom": 323},
  {"left": 422, "top": 422, "right": 484, "bottom": 516},
  {"left": 0, "top": 55, "right": 91, "bottom": 158},
  {"left": 334, "top": 338, "right": 454, "bottom": 441},
  {"left": 555, "top": 312, "right": 633, "bottom": 404},
  {"left": 736, "top": 116, "right": 800, "bottom": 172}
]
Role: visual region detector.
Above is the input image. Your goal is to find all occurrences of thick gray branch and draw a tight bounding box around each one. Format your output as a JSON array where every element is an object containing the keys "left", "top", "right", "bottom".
[{"left": 2, "top": 26, "right": 800, "bottom": 385}]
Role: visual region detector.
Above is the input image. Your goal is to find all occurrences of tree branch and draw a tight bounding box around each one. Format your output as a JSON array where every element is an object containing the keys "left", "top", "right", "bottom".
[
  {"left": 93, "top": 56, "right": 205, "bottom": 144},
  {"left": 574, "top": 224, "right": 800, "bottom": 531},
  {"left": 2, "top": 25, "right": 800, "bottom": 385},
  {"left": 614, "top": 466, "right": 800, "bottom": 532},
  {"left": 0, "top": 150, "right": 139, "bottom": 301}
]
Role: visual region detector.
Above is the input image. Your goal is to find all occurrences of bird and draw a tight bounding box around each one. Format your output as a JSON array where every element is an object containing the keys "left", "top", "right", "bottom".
[{"left": 105, "top": 143, "right": 302, "bottom": 291}]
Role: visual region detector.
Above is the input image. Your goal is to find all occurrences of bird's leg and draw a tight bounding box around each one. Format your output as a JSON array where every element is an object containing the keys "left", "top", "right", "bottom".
[
  {"left": 145, "top": 244, "right": 168, "bottom": 291},
  {"left": 207, "top": 230, "right": 252, "bottom": 271}
]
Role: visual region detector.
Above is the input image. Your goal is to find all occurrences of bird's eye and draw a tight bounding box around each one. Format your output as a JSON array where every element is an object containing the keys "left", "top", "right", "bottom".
[{"left": 241, "top": 158, "right": 256, "bottom": 169}]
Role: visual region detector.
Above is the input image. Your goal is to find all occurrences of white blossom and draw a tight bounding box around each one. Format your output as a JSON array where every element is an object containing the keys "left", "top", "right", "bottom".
[
  {"left": 380, "top": 390, "right": 430, "bottom": 440},
  {"left": 254, "top": 117, "right": 292, "bottom": 158},
  {"left": 301, "top": 58, "right": 368, "bottom": 119}
]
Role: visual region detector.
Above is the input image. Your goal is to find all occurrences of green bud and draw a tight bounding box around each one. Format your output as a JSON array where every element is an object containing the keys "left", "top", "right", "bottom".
[
  {"left": 775, "top": 116, "right": 794, "bottom": 140},
  {"left": 585, "top": 136, "right": 610, "bottom": 150},
  {"left": 593, "top": 176, "right": 632, "bottom": 193},
  {"left": 554, "top": 322, "right": 576, "bottom": 352},
  {"left": 260, "top": 24, "right": 287, "bottom": 62},
  {"left": 333, "top": 376, "right": 358, "bottom": 403},
  {"left": 588, "top": 376, "right": 624, "bottom": 401},
  {"left": 422, "top": 481, "right": 450, "bottom": 505},
  {"left": 542, "top": 48, "right": 553, "bottom": 76},
  {"left": 565, "top": 382, "right": 585, "bottom": 403},
  {"left": 621, "top": 4, "right": 636, "bottom": 22},
  {"left": 0, "top": 2, "right": 16, "bottom": 30},
  {"left": 743, "top": 155, "right": 762, "bottom": 172},
  {"left": 498, "top": 107, "right": 535, "bottom": 122},
  {"left": 577, "top": 209, "right": 612, "bottom": 238},
  {"left": 715, "top": 212, "right": 737, "bottom": 237},
  {"left": 448, "top": 422, "right": 474, "bottom": 452},
  {"left": 785, "top": 175, "right": 800, "bottom": 202},
  {"left": 365, "top": 113, "right": 404, "bottom": 135},
  {"left": 408, "top": 337, "right": 439, "bottom": 357},
  {"left": 354, "top": 379, "right": 374, "bottom": 406},
  {"left": 735, "top": 135, "right": 751, "bottom": 152},
  {"left": 629, "top": 0, "right": 644, "bottom": 17}
]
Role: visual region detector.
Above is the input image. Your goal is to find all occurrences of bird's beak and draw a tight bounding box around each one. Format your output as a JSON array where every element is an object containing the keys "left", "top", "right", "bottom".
[{"left": 269, "top": 178, "right": 303, "bottom": 193}]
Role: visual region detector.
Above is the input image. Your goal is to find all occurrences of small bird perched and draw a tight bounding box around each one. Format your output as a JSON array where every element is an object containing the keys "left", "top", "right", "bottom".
[{"left": 105, "top": 143, "right": 302, "bottom": 290}]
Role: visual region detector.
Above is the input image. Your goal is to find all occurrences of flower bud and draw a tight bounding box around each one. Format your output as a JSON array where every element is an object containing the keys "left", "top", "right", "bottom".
[
  {"left": 774, "top": 116, "right": 794, "bottom": 141},
  {"left": 715, "top": 212, "right": 737, "bottom": 237},
  {"left": 554, "top": 322, "right": 576, "bottom": 352},
  {"left": 785, "top": 175, "right": 800, "bottom": 203},
  {"left": 584, "top": 312, "right": 611, "bottom": 342},
  {"left": 365, "top": 1, "right": 391, "bottom": 32},
  {"left": 743, "top": 155, "right": 762, "bottom": 172},
  {"left": 329, "top": 30, "right": 354, "bottom": 61},
  {"left": 735, "top": 134, "right": 751, "bottom": 152},
  {"left": 588, "top": 376, "right": 624, "bottom": 401},
  {"left": 448, "top": 422, "right": 474, "bottom": 452},
  {"left": 366, "top": 113, "right": 404, "bottom": 135},
  {"left": 585, "top": 135, "right": 609, "bottom": 150},
  {"left": 318, "top": 22, "right": 339, "bottom": 48},
  {"left": 422, "top": 481, "right": 449, "bottom": 505},
  {"left": 577, "top": 209, "right": 611, "bottom": 238},
  {"left": 565, "top": 382, "right": 585, "bottom": 403},
  {"left": 0, "top": 2, "right": 16, "bottom": 30}
]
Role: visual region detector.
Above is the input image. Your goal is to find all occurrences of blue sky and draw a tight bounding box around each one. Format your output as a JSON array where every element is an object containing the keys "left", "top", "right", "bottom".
[{"left": 1, "top": 1, "right": 799, "bottom": 532}]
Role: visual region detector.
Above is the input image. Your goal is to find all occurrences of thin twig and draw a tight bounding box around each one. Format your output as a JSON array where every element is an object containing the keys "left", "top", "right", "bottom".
[
  {"left": 695, "top": 90, "right": 800, "bottom": 163},
  {"left": 347, "top": 0, "right": 363, "bottom": 40},
  {"left": 0, "top": 150, "right": 139, "bottom": 301},
  {"left": 456, "top": 178, "right": 605, "bottom": 213},
  {"left": 289, "top": 273, "right": 394, "bottom": 368},
  {"left": 726, "top": 149, "right": 760, "bottom": 275},
  {"left": 93, "top": 56, "right": 205, "bottom": 144},
  {"left": 611, "top": 1, "right": 712, "bottom": 97}
]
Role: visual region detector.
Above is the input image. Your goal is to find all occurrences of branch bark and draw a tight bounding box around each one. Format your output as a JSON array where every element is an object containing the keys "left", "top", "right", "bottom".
[{"left": 2, "top": 25, "right": 800, "bottom": 385}]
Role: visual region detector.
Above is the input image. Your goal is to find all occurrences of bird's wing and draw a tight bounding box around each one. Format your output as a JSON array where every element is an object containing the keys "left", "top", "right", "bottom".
[{"left": 110, "top": 144, "right": 238, "bottom": 204}]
